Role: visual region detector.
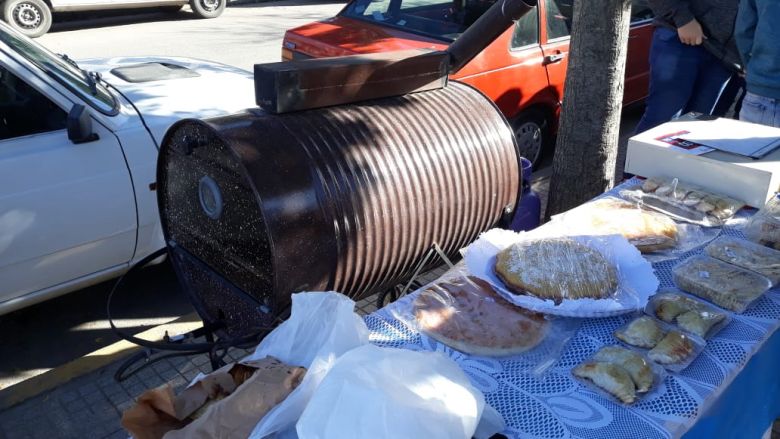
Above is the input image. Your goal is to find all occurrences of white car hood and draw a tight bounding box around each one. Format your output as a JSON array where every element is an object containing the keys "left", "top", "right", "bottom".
[{"left": 79, "top": 56, "right": 257, "bottom": 143}]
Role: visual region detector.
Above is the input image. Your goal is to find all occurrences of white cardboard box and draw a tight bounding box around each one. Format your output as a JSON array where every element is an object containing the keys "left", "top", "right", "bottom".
[{"left": 625, "top": 118, "right": 780, "bottom": 208}]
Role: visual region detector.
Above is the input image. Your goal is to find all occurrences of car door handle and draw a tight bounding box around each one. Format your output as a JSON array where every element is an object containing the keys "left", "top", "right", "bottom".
[{"left": 543, "top": 53, "right": 566, "bottom": 65}]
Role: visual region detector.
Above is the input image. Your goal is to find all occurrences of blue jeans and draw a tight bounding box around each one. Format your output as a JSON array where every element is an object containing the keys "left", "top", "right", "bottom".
[
  {"left": 740, "top": 92, "right": 780, "bottom": 128},
  {"left": 635, "top": 27, "right": 732, "bottom": 133}
]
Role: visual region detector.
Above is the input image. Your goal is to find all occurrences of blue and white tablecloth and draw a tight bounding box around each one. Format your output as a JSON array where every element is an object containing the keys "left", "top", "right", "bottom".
[{"left": 364, "top": 182, "right": 780, "bottom": 439}]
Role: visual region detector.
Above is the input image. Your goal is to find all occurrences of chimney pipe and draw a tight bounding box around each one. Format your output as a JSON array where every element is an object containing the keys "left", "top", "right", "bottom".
[{"left": 447, "top": 0, "right": 538, "bottom": 73}]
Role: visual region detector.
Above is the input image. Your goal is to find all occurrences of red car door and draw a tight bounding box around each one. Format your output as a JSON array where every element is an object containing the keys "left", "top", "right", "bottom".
[
  {"left": 452, "top": 6, "right": 555, "bottom": 164},
  {"left": 624, "top": 1, "right": 654, "bottom": 105},
  {"left": 453, "top": 6, "right": 548, "bottom": 117},
  {"left": 539, "top": 0, "right": 571, "bottom": 107},
  {"left": 540, "top": 0, "right": 652, "bottom": 106}
]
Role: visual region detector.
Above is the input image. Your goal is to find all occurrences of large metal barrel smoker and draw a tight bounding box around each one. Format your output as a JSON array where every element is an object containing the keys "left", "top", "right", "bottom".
[{"left": 157, "top": 0, "right": 537, "bottom": 338}]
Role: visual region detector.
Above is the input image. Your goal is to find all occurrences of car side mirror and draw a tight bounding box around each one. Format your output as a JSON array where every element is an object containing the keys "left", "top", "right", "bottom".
[{"left": 67, "top": 104, "right": 99, "bottom": 144}]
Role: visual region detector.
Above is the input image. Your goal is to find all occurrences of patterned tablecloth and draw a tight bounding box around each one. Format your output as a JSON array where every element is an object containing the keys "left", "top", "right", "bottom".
[{"left": 364, "top": 181, "right": 780, "bottom": 439}]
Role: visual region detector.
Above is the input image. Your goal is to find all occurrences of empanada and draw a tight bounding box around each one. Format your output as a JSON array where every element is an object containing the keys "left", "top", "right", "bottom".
[
  {"left": 648, "top": 331, "right": 694, "bottom": 364},
  {"left": 615, "top": 316, "right": 665, "bottom": 348},
  {"left": 676, "top": 310, "right": 725, "bottom": 338},
  {"left": 573, "top": 361, "right": 636, "bottom": 404},
  {"left": 593, "top": 346, "right": 654, "bottom": 393},
  {"left": 655, "top": 297, "right": 692, "bottom": 323}
]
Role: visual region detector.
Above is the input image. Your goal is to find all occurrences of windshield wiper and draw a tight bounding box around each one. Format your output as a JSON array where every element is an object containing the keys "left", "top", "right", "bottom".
[
  {"left": 85, "top": 71, "right": 102, "bottom": 96},
  {"left": 58, "top": 53, "right": 101, "bottom": 96},
  {"left": 59, "top": 53, "right": 79, "bottom": 69}
]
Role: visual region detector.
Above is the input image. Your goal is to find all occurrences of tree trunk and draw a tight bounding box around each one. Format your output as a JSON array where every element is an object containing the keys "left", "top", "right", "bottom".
[{"left": 545, "top": 0, "right": 632, "bottom": 219}]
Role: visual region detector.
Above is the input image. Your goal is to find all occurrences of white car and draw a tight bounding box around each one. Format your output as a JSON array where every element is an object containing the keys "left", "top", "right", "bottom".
[
  {"left": 2, "top": 0, "right": 225, "bottom": 38},
  {"left": 0, "top": 22, "right": 255, "bottom": 315}
]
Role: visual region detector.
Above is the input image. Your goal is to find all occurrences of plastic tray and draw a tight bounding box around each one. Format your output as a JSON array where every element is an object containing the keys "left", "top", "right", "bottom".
[
  {"left": 614, "top": 314, "right": 706, "bottom": 372},
  {"left": 704, "top": 235, "right": 780, "bottom": 285},
  {"left": 644, "top": 289, "right": 731, "bottom": 339},
  {"left": 673, "top": 255, "right": 772, "bottom": 313},
  {"left": 572, "top": 345, "right": 666, "bottom": 405}
]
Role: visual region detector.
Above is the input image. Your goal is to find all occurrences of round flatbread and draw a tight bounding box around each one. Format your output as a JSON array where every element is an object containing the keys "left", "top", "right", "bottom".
[
  {"left": 413, "top": 276, "right": 549, "bottom": 356},
  {"left": 494, "top": 237, "right": 618, "bottom": 304},
  {"left": 567, "top": 198, "right": 678, "bottom": 253}
]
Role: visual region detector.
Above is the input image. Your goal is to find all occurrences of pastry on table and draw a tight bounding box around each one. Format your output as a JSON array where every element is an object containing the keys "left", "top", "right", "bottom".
[
  {"left": 494, "top": 237, "right": 618, "bottom": 304},
  {"left": 573, "top": 361, "right": 637, "bottom": 404},
  {"left": 592, "top": 346, "right": 654, "bottom": 393},
  {"left": 615, "top": 316, "right": 665, "bottom": 348},
  {"left": 673, "top": 255, "right": 772, "bottom": 313},
  {"left": 632, "top": 176, "right": 745, "bottom": 225},
  {"left": 648, "top": 331, "right": 694, "bottom": 364},
  {"left": 654, "top": 295, "right": 697, "bottom": 323},
  {"left": 652, "top": 293, "right": 726, "bottom": 338},
  {"left": 705, "top": 235, "right": 780, "bottom": 285},
  {"left": 676, "top": 310, "right": 725, "bottom": 338},
  {"left": 413, "top": 276, "right": 549, "bottom": 356},
  {"left": 561, "top": 197, "right": 678, "bottom": 253}
]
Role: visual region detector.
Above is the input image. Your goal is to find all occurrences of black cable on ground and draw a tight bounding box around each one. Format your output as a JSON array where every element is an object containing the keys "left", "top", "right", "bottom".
[{"left": 106, "top": 248, "right": 273, "bottom": 381}]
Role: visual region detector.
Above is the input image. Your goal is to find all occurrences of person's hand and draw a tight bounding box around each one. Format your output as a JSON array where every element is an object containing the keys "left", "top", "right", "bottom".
[{"left": 678, "top": 19, "right": 705, "bottom": 45}]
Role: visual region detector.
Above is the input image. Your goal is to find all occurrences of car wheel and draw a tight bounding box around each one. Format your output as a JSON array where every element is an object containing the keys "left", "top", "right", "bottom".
[
  {"left": 511, "top": 111, "right": 550, "bottom": 169},
  {"left": 2, "top": 0, "right": 52, "bottom": 38},
  {"left": 189, "top": 0, "right": 224, "bottom": 18}
]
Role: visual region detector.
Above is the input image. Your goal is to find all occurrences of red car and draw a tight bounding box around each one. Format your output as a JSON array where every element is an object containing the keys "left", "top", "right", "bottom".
[{"left": 282, "top": 0, "right": 654, "bottom": 165}]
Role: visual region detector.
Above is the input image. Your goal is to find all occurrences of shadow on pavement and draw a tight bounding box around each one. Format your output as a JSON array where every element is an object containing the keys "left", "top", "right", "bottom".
[
  {"left": 0, "top": 261, "right": 194, "bottom": 377},
  {"left": 48, "top": 9, "right": 197, "bottom": 33}
]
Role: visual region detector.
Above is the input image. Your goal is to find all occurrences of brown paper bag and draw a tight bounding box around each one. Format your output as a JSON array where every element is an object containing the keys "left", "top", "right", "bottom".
[{"left": 121, "top": 357, "right": 305, "bottom": 439}]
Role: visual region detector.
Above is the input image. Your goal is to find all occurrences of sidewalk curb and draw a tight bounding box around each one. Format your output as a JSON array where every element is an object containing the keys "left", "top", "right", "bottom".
[{"left": 0, "top": 312, "right": 202, "bottom": 411}]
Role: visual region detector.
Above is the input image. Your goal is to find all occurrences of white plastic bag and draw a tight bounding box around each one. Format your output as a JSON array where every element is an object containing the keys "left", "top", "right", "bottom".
[
  {"left": 296, "top": 345, "right": 501, "bottom": 439},
  {"left": 244, "top": 292, "right": 370, "bottom": 439}
]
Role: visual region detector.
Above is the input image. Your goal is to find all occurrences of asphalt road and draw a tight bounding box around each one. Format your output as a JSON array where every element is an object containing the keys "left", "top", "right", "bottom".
[{"left": 38, "top": 0, "right": 346, "bottom": 71}]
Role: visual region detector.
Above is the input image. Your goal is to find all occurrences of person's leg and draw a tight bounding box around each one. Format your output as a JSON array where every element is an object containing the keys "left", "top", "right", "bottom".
[
  {"left": 774, "top": 99, "right": 780, "bottom": 128},
  {"left": 685, "top": 51, "right": 733, "bottom": 115},
  {"left": 740, "top": 92, "right": 780, "bottom": 128},
  {"left": 635, "top": 27, "right": 702, "bottom": 134}
]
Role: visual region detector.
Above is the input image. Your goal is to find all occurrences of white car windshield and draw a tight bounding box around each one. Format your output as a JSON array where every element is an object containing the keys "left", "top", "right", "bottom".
[{"left": 0, "top": 25, "right": 117, "bottom": 114}]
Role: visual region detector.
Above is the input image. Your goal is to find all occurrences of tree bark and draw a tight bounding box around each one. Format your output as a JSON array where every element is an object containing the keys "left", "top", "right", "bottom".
[{"left": 545, "top": 0, "right": 632, "bottom": 219}]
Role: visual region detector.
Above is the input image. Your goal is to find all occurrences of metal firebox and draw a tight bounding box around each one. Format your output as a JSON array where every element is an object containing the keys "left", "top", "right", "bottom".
[{"left": 158, "top": 0, "right": 536, "bottom": 337}]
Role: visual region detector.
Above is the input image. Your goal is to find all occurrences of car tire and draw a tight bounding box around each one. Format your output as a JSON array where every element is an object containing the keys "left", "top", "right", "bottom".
[
  {"left": 189, "top": 0, "right": 224, "bottom": 18},
  {"left": 2, "top": 0, "right": 52, "bottom": 38},
  {"left": 511, "top": 110, "right": 551, "bottom": 169}
]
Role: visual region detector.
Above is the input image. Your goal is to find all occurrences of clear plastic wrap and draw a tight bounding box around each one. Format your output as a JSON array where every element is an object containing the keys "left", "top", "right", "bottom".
[
  {"left": 642, "top": 223, "right": 721, "bottom": 263},
  {"left": 550, "top": 197, "right": 679, "bottom": 253},
  {"left": 464, "top": 228, "right": 659, "bottom": 317},
  {"left": 613, "top": 314, "right": 706, "bottom": 372},
  {"left": 550, "top": 196, "right": 720, "bottom": 261},
  {"left": 494, "top": 236, "right": 618, "bottom": 304},
  {"left": 620, "top": 176, "right": 745, "bottom": 227},
  {"left": 614, "top": 315, "right": 666, "bottom": 349},
  {"left": 644, "top": 289, "right": 731, "bottom": 339},
  {"left": 390, "top": 266, "right": 580, "bottom": 372},
  {"left": 704, "top": 235, "right": 780, "bottom": 285},
  {"left": 743, "top": 195, "right": 780, "bottom": 249},
  {"left": 673, "top": 255, "right": 773, "bottom": 313},
  {"left": 571, "top": 345, "right": 666, "bottom": 405}
]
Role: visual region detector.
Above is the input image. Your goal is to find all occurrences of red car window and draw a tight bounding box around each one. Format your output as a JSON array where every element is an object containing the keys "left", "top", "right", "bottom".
[{"left": 342, "top": 0, "right": 500, "bottom": 41}]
